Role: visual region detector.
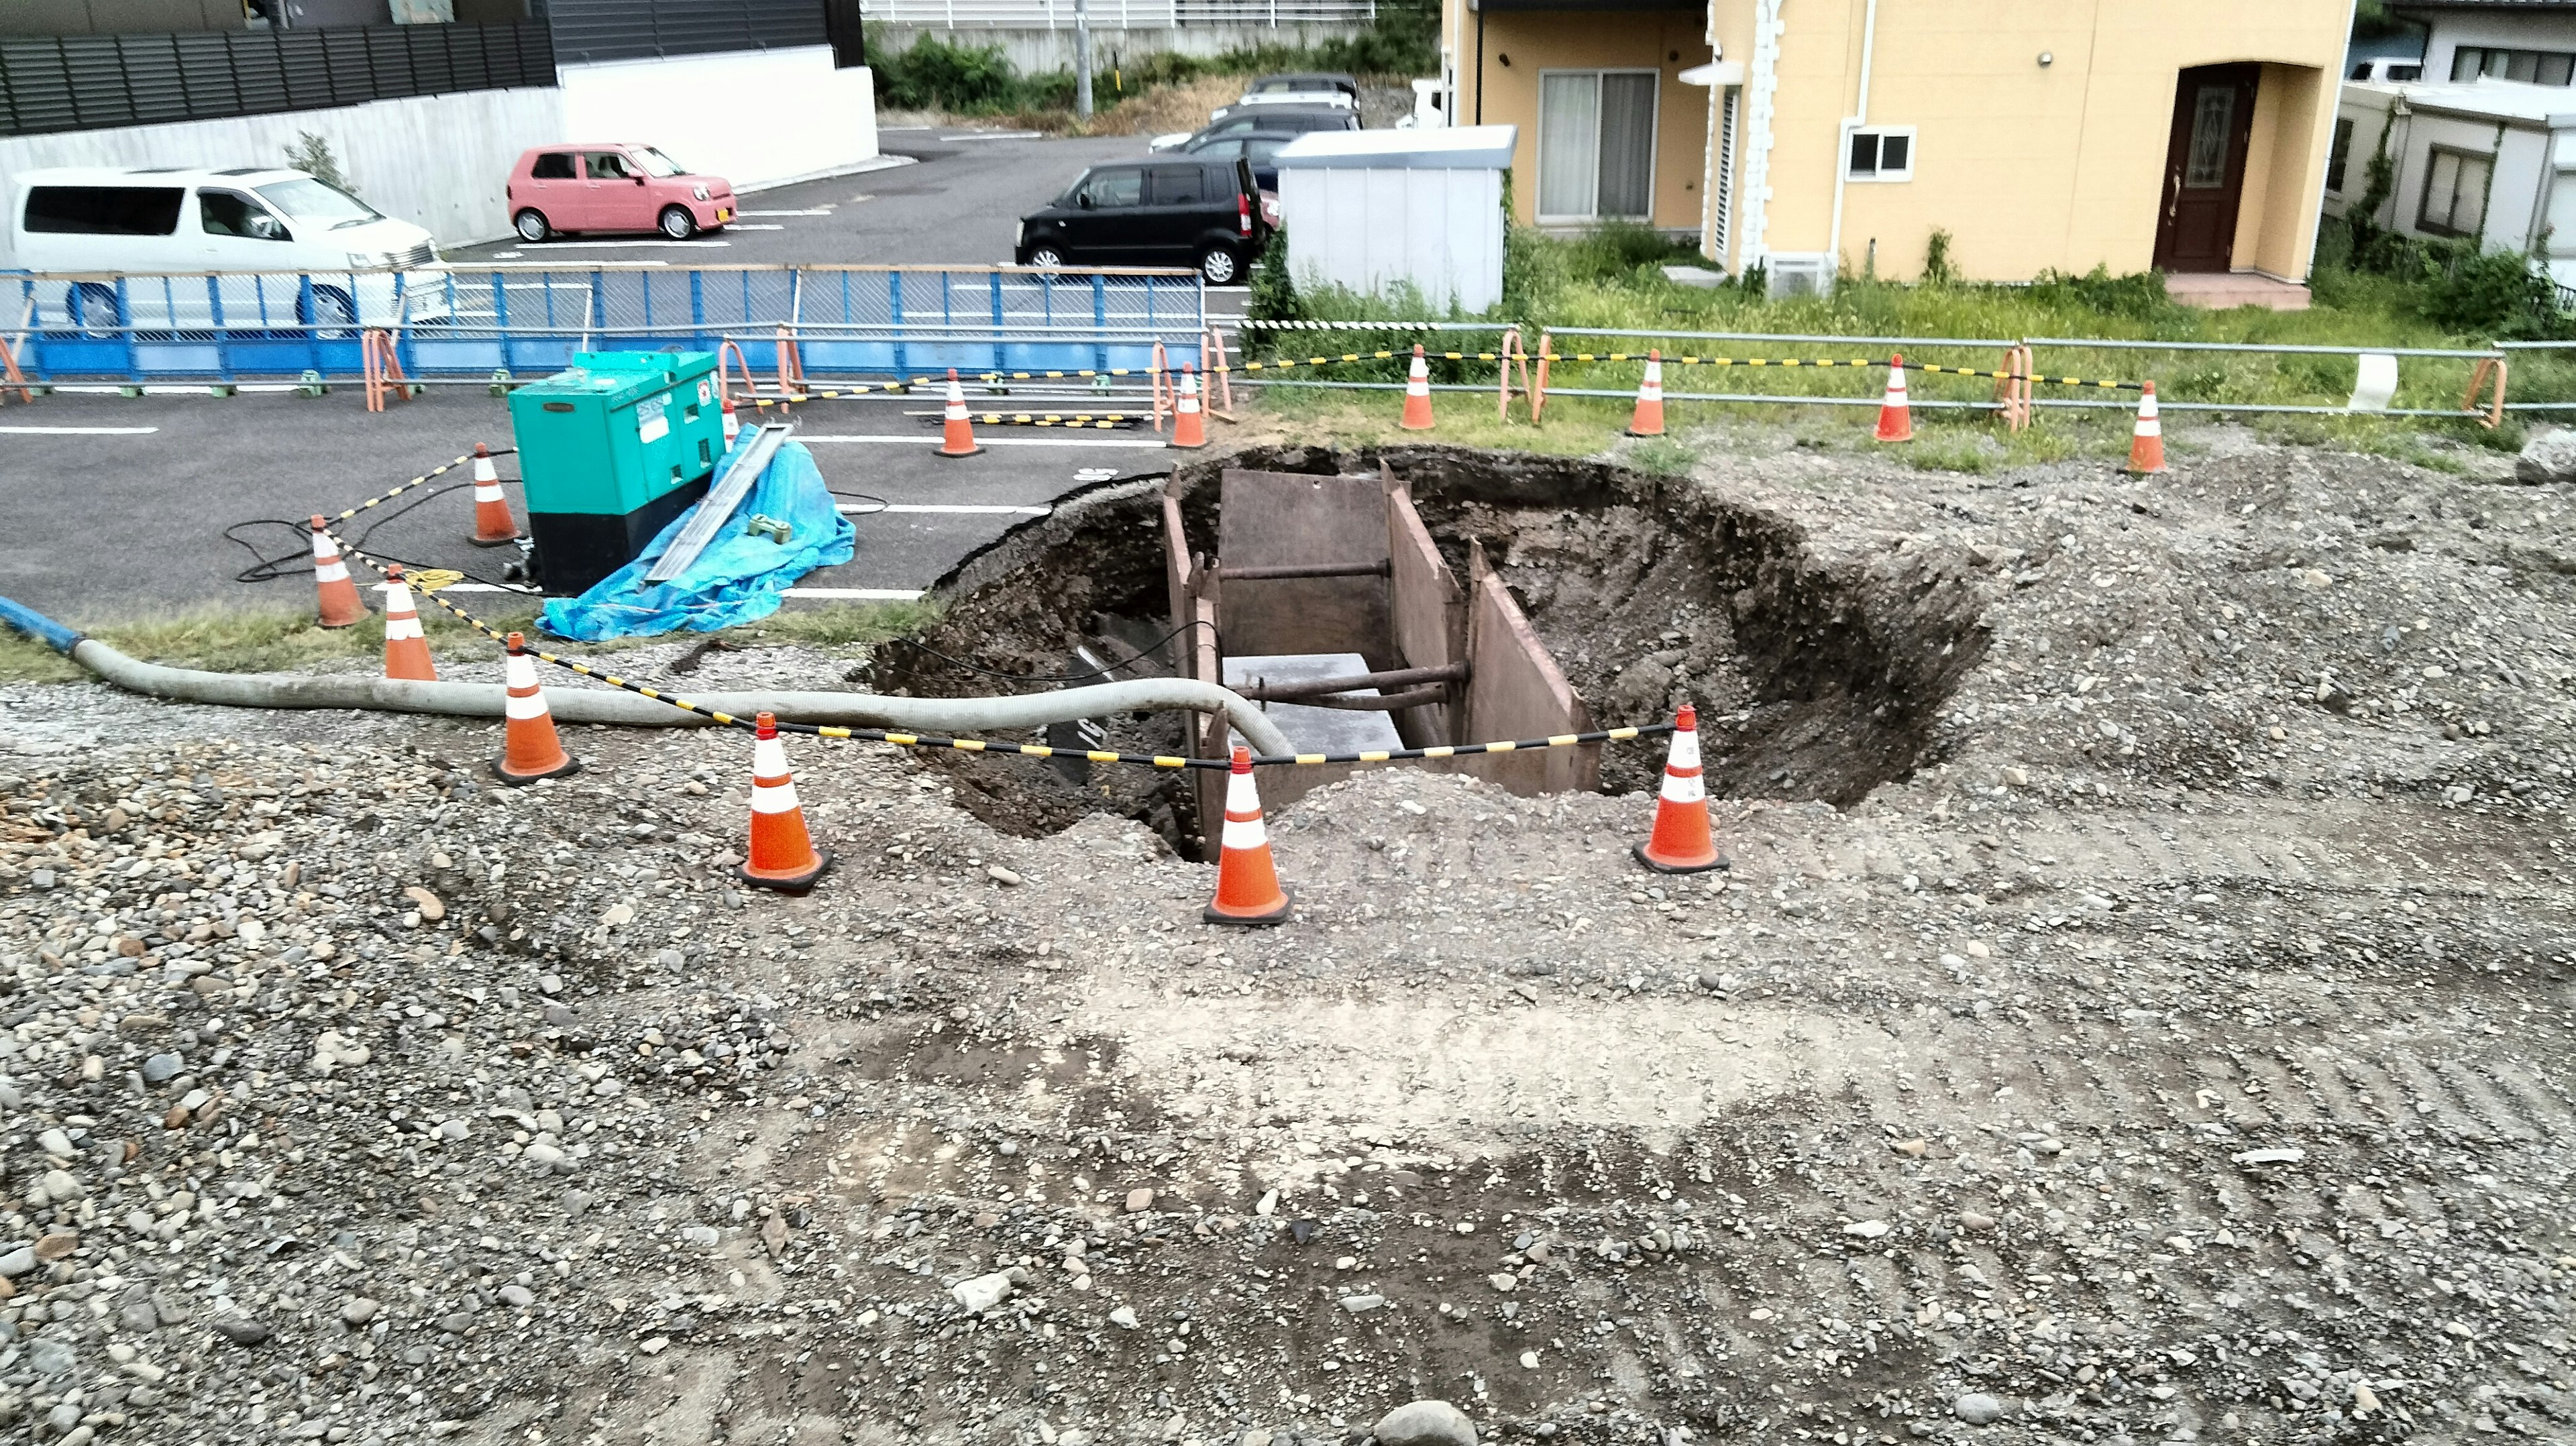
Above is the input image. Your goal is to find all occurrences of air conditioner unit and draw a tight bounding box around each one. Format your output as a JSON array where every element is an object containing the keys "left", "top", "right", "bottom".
[{"left": 1765, "top": 252, "right": 1837, "bottom": 298}]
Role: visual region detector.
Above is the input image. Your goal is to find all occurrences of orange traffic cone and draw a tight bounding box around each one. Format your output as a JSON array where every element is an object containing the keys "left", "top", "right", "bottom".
[
  {"left": 1626, "top": 349, "right": 1666, "bottom": 437},
  {"left": 1875, "top": 353, "right": 1913, "bottom": 443},
  {"left": 1399, "top": 344, "right": 1435, "bottom": 431},
  {"left": 491, "top": 631, "right": 578, "bottom": 785},
  {"left": 739, "top": 712, "right": 830, "bottom": 893},
  {"left": 1633, "top": 704, "right": 1725, "bottom": 874},
  {"left": 310, "top": 516, "right": 364, "bottom": 629},
  {"left": 721, "top": 391, "right": 741, "bottom": 445},
  {"left": 1203, "top": 746, "right": 1291, "bottom": 925},
  {"left": 2125, "top": 381, "right": 2168, "bottom": 476},
  {"left": 378, "top": 565, "right": 437, "bottom": 682},
  {"left": 466, "top": 443, "right": 520, "bottom": 547},
  {"left": 1171, "top": 362, "right": 1210, "bottom": 449},
  {"left": 936, "top": 368, "right": 983, "bottom": 458}
]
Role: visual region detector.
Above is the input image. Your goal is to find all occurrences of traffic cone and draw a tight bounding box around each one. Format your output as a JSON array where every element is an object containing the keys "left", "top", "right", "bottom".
[
  {"left": 378, "top": 565, "right": 437, "bottom": 682},
  {"left": 1626, "top": 349, "right": 1666, "bottom": 437},
  {"left": 2125, "top": 381, "right": 2168, "bottom": 476},
  {"left": 1875, "top": 353, "right": 1914, "bottom": 443},
  {"left": 738, "top": 712, "right": 830, "bottom": 893},
  {"left": 1171, "top": 362, "right": 1209, "bottom": 449},
  {"left": 1203, "top": 746, "right": 1291, "bottom": 926},
  {"left": 310, "top": 516, "right": 364, "bottom": 629},
  {"left": 466, "top": 443, "right": 520, "bottom": 547},
  {"left": 936, "top": 368, "right": 983, "bottom": 458},
  {"left": 1399, "top": 344, "right": 1435, "bottom": 431},
  {"left": 1632, "top": 704, "right": 1725, "bottom": 874},
  {"left": 491, "top": 632, "right": 578, "bottom": 785},
  {"left": 721, "top": 391, "right": 741, "bottom": 444}
]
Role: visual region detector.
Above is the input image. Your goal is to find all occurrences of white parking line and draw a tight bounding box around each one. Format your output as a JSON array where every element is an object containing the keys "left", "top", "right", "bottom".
[
  {"left": 0, "top": 425, "right": 162, "bottom": 435},
  {"left": 841, "top": 503, "right": 1053, "bottom": 514},
  {"left": 727, "top": 224, "right": 786, "bottom": 231},
  {"left": 943, "top": 131, "right": 1042, "bottom": 142},
  {"left": 518, "top": 239, "right": 731, "bottom": 249},
  {"left": 798, "top": 434, "right": 1168, "bottom": 449},
  {"left": 783, "top": 588, "right": 927, "bottom": 601},
  {"left": 738, "top": 209, "right": 835, "bottom": 217}
]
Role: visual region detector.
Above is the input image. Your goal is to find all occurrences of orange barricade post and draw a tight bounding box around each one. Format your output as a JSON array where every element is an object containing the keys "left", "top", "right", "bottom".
[
  {"left": 2464, "top": 355, "right": 2508, "bottom": 429},
  {"left": 0, "top": 334, "right": 32, "bottom": 406}
]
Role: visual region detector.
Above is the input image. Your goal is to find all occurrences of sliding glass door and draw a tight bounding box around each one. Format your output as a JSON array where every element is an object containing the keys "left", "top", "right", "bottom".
[{"left": 1538, "top": 70, "right": 1658, "bottom": 222}]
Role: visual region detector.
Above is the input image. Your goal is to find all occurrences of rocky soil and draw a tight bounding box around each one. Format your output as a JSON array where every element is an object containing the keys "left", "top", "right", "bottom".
[{"left": 1, "top": 429, "right": 2571, "bottom": 1446}]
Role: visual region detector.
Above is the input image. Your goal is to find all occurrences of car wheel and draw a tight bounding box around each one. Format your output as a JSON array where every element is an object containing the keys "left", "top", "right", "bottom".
[
  {"left": 1026, "top": 245, "right": 1067, "bottom": 270},
  {"left": 67, "top": 282, "right": 122, "bottom": 339},
  {"left": 513, "top": 208, "right": 551, "bottom": 243},
  {"left": 300, "top": 285, "right": 358, "bottom": 339},
  {"left": 659, "top": 205, "right": 698, "bottom": 240},
  {"left": 1196, "top": 245, "right": 1242, "bottom": 285}
]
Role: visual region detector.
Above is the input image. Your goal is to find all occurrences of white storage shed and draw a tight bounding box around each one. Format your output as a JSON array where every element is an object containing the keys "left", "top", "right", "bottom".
[{"left": 1271, "top": 125, "right": 1517, "bottom": 314}]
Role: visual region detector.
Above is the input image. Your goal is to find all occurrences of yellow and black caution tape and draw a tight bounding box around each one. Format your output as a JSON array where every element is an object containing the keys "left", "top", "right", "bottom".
[
  {"left": 323, "top": 508, "right": 1670, "bottom": 771},
  {"left": 326, "top": 449, "right": 506, "bottom": 522},
  {"left": 901, "top": 411, "right": 1139, "bottom": 429}
]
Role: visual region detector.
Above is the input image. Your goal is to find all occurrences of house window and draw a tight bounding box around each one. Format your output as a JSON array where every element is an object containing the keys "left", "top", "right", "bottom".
[
  {"left": 1538, "top": 70, "right": 1658, "bottom": 221},
  {"left": 2184, "top": 85, "right": 2237, "bottom": 187},
  {"left": 2418, "top": 146, "right": 2492, "bottom": 238},
  {"left": 2451, "top": 46, "right": 2576, "bottom": 85},
  {"left": 2326, "top": 117, "right": 2356, "bottom": 194},
  {"left": 1845, "top": 126, "right": 1915, "bottom": 182}
]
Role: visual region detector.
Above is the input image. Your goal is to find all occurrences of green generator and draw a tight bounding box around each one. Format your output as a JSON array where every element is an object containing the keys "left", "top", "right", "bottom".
[{"left": 508, "top": 351, "right": 724, "bottom": 594}]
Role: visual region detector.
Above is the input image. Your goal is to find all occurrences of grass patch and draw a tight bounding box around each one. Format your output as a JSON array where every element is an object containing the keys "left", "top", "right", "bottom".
[
  {"left": 1621, "top": 435, "right": 1698, "bottom": 476},
  {"left": 0, "top": 601, "right": 943, "bottom": 685}
]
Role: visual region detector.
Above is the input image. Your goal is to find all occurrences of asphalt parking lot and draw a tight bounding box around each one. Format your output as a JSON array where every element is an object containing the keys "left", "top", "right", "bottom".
[{"left": 1, "top": 134, "right": 1234, "bottom": 629}]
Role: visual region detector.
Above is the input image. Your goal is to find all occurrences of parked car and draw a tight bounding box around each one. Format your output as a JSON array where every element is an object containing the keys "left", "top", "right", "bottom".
[
  {"left": 1015, "top": 156, "right": 1267, "bottom": 284},
  {"left": 9, "top": 166, "right": 443, "bottom": 333},
  {"left": 506, "top": 144, "right": 735, "bottom": 241},
  {"left": 1230, "top": 72, "right": 1361, "bottom": 113},
  {"left": 1177, "top": 132, "right": 1297, "bottom": 193},
  {"left": 1149, "top": 104, "right": 1361, "bottom": 153}
]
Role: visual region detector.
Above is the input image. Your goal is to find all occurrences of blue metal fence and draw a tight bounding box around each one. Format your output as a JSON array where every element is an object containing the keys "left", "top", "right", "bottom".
[{"left": 1, "top": 264, "right": 1208, "bottom": 385}]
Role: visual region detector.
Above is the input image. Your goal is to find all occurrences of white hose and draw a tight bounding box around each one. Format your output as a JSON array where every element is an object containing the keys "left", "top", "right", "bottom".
[{"left": 61, "top": 638, "right": 1298, "bottom": 756}]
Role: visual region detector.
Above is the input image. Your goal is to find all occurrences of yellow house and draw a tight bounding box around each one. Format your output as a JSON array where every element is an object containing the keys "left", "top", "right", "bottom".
[{"left": 1440, "top": 1, "right": 2354, "bottom": 298}]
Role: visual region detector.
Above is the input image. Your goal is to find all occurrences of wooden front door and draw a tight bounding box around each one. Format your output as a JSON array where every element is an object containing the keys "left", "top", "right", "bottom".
[{"left": 2154, "top": 64, "right": 2261, "bottom": 272}]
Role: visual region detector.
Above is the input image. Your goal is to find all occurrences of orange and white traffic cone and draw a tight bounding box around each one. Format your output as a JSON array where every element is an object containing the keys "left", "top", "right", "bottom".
[
  {"left": 1399, "top": 344, "right": 1435, "bottom": 431},
  {"left": 721, "top": 392, "right": 741, "bottom": 445},
  {"left": 1203, "top": 746, "right": 1290, "bottom": 925},
  {"left": 1171, "top": 362, "right": 1209, "bottom": 449},
  {"left": 936, "top": 368, "right": 983, "bottom": 458},
  {"left": 1633, "top": 704, "right": 1725, "bottom": 874},
  {"left": 1626, "top": 349, "right": 1666, "bottom": 437},
  {"left": 378, "top": 565, "right": 437, "bottom": 682},
  {"left": 491, "top": 631, "right": 578, "bottom": 785},
  {"left": 1875, "top": 353, "right": 1914, "bottom": 443},
  {"left": 310, "top": 516, "right": 364, "bottom": 629},
  {"left": 2125, "top": 381, "right": 2168, "bottom": 476},
  {"left": 466, "top": 443, "right": 521, "bottom": 547},
  {"left": 739, "top": 712, "right": 830, "bottom": 893}
]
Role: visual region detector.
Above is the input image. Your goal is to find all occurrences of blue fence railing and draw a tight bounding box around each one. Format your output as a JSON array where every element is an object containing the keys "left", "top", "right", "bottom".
[{"left": 1, "top": 264, "right": 1208, "bottom": 384}]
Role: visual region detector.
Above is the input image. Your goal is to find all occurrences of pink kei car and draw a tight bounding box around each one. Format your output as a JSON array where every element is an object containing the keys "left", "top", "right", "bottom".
[{"left": 505, "top": 144, "right": 735, "bottom": 241}]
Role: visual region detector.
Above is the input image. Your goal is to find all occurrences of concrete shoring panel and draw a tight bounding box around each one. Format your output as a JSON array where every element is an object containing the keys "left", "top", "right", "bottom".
[
  {"left": 1385, "top": 475, "right": 1467, "bottom": 748},
  {"left": 1215, "top": 469, "right": 1394, "bottom": 665},
  {"left": 1453, "top": 541, "right": 1598, "bottom": 798}
]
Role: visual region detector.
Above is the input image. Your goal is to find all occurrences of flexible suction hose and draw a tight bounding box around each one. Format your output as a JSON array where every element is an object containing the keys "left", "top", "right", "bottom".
[{"left": 0, "top": 597, "right": 1297, "bottom": 757}]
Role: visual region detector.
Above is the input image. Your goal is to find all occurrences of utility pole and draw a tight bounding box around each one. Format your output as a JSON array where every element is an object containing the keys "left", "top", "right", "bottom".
[{"left": 1075, "top": 0, "right": 1093, "bottom": 124}]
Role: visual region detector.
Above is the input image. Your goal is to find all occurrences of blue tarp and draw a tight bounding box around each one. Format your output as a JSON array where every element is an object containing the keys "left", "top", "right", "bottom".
[{"left": 538, "top": 437, "right": 853, "bottom": 641}]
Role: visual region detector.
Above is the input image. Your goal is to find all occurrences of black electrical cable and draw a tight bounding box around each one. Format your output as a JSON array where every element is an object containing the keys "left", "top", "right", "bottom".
[
  {"left": 826, "top": 487, "right": 891, "bottom": 517},
  {"left": 224, "top": 470, "right": 533, "bottom": 592},
  {"left": 892, "top": 617, "right": 1221, "bottom": 691}
]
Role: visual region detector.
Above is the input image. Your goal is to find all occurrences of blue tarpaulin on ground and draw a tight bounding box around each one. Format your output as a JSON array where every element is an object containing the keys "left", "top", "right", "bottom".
[{"left": 537, "top": 437, "right": 853, "bottom": 641}]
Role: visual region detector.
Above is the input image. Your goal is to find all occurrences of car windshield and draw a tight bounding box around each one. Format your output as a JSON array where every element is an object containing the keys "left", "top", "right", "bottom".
[
  {"left": 255, "top": 178, "right": 382, "bottom": 230},
  {"left": 635, "top": 148, "right": 686, "bottom": 178}
]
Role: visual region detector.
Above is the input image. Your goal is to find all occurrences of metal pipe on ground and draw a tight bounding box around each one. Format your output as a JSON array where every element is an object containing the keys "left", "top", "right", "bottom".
[
  {"left": 1214, "top": 561, "right": 1393, "bottom": 582},
  {"left": 0, "top": 598, "right": 1297, "bottom": 758},
  {"left": 1237, "top": 663, "right": 1468, "bottom": 702}
]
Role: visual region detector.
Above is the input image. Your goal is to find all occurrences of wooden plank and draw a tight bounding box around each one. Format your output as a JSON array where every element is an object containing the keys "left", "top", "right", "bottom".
[
  {"left": 1385, "top": 474, "right": 1466, "bottom": 748},
  {"left": 1161, "top": 485, "right": 1193, "bottom": 671},
  {"left": 1452, "top": 541, "right": 1596, "bottom": 797}
]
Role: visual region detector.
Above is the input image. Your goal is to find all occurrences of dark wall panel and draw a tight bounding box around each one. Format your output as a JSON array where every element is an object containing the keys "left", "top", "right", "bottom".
[{"left": 545, "top": 0, "right": 826, "bottom": 65}]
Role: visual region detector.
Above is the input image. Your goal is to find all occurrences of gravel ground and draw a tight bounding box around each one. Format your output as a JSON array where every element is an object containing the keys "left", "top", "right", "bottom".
[{"left": 1, "top": 429, "right": 2572, "bottom": 1446}]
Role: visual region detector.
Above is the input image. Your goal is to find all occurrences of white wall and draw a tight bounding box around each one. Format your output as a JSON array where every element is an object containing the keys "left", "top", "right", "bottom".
[
  {"left": 557, "top": 46, "right": 877, "bottom": 194},
  {"left": 0, "top": 83, "right": 563, "bottom": 270},
  {"left": 1282, "top": 166, "right": 1503, "bottom": 312},
  {"left": 2424, "top": 13, "right": 2576, "bottom": 85}
]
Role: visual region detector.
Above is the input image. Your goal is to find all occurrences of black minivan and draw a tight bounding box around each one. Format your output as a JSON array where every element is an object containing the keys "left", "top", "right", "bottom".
[{"left": 1015, "top": 156, "right": 1267, "bottom": 284}]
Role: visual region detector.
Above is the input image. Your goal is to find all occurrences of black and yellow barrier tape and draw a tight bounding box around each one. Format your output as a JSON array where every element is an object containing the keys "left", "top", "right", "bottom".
[
  {"left": 326, "top": 449, "right": 508, "bottom": 522},
  {"left": 315, "top": 510, "right": 1671, "bottom": 771}
]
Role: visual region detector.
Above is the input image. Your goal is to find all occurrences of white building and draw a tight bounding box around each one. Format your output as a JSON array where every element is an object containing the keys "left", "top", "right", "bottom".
[{"left": 2326, "top": 77, "right": 2576, "bottom": 287}]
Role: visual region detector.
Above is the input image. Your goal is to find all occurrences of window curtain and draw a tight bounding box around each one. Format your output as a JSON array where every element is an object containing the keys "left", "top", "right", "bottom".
[
  {"left": 1597, "top": 72, "right": 1656, "bottom": 217},
  {"left": 1538, "top": 72, "right": 1599, "bottom": 218}
]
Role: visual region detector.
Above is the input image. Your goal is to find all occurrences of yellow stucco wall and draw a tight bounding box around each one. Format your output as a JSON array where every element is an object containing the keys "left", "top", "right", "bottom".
[
  {"left": 1450, "top": 10, "right": 1713, "bottom": 231},
  {"left": 1448, "top": 1, "right": 2351, "bottom": 281}
]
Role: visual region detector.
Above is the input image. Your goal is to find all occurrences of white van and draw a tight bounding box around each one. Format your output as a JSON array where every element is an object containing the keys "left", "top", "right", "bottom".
[{"left": 9, "top": 166, "right": 444, "bottom": 333}]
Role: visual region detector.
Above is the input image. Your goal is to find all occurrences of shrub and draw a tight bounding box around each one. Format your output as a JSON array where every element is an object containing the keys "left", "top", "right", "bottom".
[
  {"left": 2027, "top": 264, "right": 2173, "bottom": 321},
  {"left": 877, "top": 37, "right": 1022, "bottom": 112},
  {"left": 1249, "top": 226, "right": 1302, "bottom": 323}
]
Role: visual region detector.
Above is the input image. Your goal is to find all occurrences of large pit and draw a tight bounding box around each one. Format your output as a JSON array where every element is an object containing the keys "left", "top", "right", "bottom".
[{"left": 871, "top": 445, "right": 1993, "bottom": 854}]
